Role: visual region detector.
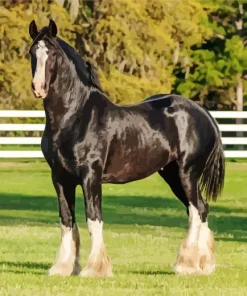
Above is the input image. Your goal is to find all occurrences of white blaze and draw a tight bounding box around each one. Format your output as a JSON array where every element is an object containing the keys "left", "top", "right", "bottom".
[{"left": 32, "top": 40, "right": 48, "bottom": 98}]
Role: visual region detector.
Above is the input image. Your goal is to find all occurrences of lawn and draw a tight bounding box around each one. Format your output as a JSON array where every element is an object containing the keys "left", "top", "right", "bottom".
[{"left": 0, "top": 161, "right": 247, "bottom": 296}]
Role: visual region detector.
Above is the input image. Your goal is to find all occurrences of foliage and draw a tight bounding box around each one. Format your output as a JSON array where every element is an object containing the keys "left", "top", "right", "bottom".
[
  {"left": 0, "top": 0, "right": 247, "bottom": 110},
  {"left": 81, "top": 0, "right": 212, "bottom": 103},
  {"left": 174, "top": 0, "right": 247, "bottom": 110}
]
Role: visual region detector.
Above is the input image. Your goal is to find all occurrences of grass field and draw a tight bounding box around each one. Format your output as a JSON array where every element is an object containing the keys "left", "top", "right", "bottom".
[{"left": 0, "top": 161, "right": 247, "bottom": 296}]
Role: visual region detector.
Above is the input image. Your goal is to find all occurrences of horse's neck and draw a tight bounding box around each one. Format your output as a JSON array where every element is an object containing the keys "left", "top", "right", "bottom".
[
  {"left": 44, "top": 67, "right": 89, "bottom": 139},
  {"left": 44, "top": 55, "right": 111, "bottom": 140}
]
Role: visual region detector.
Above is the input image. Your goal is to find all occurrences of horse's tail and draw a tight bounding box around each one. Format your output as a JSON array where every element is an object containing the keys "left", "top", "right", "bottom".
[{"left": 199, "top": 129, "right": 225, "bottom": 202}]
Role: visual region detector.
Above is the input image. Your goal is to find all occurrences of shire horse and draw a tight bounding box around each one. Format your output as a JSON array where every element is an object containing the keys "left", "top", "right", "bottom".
[{"left": 28, "top": 19, "right": 225, "bottom": 277}]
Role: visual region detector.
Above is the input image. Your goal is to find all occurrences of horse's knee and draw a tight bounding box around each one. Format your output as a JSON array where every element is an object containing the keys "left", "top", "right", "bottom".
[{"left": 197, "top": 199, "right": 209, "bottom": 222}]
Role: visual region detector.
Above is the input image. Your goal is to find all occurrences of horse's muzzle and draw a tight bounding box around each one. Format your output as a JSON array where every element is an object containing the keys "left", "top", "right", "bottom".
[{"left": 31, "top": 82, "right": 47, "bottom": 99}]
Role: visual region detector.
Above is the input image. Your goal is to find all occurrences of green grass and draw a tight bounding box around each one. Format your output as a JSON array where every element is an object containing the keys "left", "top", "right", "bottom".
[
  {"left": 0, "top": 162, "right": 246, "bottom": 295},
  {"left": 0, "top": 145, "right": 40, "bottom": 151}
]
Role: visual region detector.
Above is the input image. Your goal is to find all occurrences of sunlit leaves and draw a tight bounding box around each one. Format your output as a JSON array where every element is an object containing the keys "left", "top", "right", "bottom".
[
  {"left": 1, "top": 0, "right": 240, "bottom": 110},
  {"left": 82, "top": 0, "right": 212, "bottom": 103}
]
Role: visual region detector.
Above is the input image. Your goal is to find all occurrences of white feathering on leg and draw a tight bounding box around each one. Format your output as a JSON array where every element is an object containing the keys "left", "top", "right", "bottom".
[
  {"left": 198, "top": 222, "right": 215, "bottom": 274},
  {"left": 80, "top": 219, "right": 113, "bottom": 277},
  {"left": 173, "top": 202, "right": 202, "bottom": 275},
  {"left": 48, "top": 223, "right": 80, "bottom": 276}
]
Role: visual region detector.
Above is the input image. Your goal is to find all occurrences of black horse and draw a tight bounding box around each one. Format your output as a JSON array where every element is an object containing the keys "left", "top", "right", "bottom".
[{"left": 28, "top": 20, "right": 225, "bottom": 277}]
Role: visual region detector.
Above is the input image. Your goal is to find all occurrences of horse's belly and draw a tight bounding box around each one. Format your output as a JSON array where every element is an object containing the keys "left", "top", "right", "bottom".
[{"left": 102, "top": 148, "right": 170, "bottom": 183}]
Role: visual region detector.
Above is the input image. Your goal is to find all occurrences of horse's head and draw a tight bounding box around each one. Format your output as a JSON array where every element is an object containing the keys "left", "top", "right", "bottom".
[{"left": 28, "top": 20, "right": 58, "bottom": 99}]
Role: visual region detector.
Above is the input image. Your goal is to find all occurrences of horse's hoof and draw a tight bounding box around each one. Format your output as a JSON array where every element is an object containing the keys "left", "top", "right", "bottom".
[
  {"left": 79, "top": 266, "right": 113, "bottom": 278},
  {"left": 80, "top": 246, "right": 113, "bottom": 278},
  {"left": 173, "top": 263, "right": 202, "bottom": 276},
  {"left": 173, "top": 240, "right": 202, "bottom": 276},
  {"left": 47, "top": 262, "right": 81, "bottom": 276},
  {"left": 199, "top": 260, "right": 215, "bottom": 275}
]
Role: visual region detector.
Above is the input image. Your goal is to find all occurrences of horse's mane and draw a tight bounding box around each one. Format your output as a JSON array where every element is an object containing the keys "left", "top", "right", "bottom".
[
  {"left": 85, "top": 60, "right": 102, "bottom": 92},
  {"left": 57, "top": 37, "right": 103, "bottom": 91}
]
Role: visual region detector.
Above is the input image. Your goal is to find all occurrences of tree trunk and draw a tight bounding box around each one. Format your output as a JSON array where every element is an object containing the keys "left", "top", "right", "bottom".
[
  {"left": 235, "top": 3, "right": 244, "bottom": 151},
  {"left": 236, "top": 77, "right": 243, "bottom": 111},
  {"left": 184, "top": 56, "right": 190, "bottom": 80},
  {"left": 236, "top": 76, "right": 244, "bottom": 150}
]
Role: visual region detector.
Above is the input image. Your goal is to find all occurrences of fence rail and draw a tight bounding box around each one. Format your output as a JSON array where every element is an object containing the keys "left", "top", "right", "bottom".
[{"left": 1, "top": 110, "right": 247, "bottom": 158}]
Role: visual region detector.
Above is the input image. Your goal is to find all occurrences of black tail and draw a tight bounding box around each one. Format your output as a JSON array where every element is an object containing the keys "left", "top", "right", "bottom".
[{"left": 199, "top": 134, "right": 225, "bottom": 202}]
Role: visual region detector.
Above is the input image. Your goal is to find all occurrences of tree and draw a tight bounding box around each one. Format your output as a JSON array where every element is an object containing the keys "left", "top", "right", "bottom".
[
  {"left": 173, "top": 1, "right": 247, "bottom": 111},
  {"left": 71, "top": 0, "right": 213, "bottom": 104},
  {"left": 1, "top": 0, "right": 240, "bottom": 112}
]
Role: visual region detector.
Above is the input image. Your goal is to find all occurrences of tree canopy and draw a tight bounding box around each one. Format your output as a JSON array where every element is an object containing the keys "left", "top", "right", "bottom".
[{"left": 0, "top": 0, "right": 246, "bottom": 111}]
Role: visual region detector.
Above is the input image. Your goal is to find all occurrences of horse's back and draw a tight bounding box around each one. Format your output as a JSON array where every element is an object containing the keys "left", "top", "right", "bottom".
[
  {"left": 142, "top": 94, "right": 217, "bottom": 128},
  {"left": 141, "top": 93, "right": 220, "bottom": 157},
  {"left": 142, "top": 94, "right": 171, "bottom": 102},
  {"left": 142, "top": 93, "right": 200, "bottom": 111}
]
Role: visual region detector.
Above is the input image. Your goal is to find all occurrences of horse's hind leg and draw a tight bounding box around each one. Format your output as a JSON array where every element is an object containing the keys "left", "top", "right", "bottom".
[
  {"left": 197, "top": 192, "right": 215, "bottom": 275},
  {"left": 172, "top": 166, "right": 215, "bottom": 275},
  {"left": 158, "top": 161, "right": 189, "bottom": 213}
]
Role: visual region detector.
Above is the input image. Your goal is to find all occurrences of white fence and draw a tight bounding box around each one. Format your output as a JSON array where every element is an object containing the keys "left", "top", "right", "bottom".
[{"left": 0, "top": 110, "right": 247, "bottom": 158}]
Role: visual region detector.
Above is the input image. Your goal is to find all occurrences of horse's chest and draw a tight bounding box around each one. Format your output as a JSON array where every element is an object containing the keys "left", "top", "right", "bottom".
[
  {"left": 56, "top": 147, "right": 72, "bottom": 167},
  {"left": 56, "top": 140, "right": 92, "bottom": 172},
  {"left": 54, "top": 143, "right": 78, "bottom": 170}
]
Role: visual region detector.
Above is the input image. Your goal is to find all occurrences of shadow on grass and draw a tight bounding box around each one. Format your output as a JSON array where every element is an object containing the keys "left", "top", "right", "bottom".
[
  {"left": 0, "top": 261, "right": 49, "bottom": 275},
  {"left": 0, "top": 192, "right": 246, "bottom": 276},
  {"left": 215, "top": 236, "right": 247, "bottom": 243},
  {"left": 131, "top": 270, "right": 174, "bottom": 276},
  {"left": 0, "top": 192, "right": 187, "bottom": 229},
  {"left": 0, "top": 192, "right": 246, "bottom": 240}
]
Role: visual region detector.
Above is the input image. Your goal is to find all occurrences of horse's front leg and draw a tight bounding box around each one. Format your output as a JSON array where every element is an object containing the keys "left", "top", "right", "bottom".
[
  {"left": 48, "top": 172, "right": 81, "bottom": 276},
  {"left": 80, "top": 162, "right": 113, "bottom": 278}
]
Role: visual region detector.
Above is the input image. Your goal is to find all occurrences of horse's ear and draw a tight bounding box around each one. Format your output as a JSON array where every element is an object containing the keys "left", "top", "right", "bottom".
[
  {"left": 29, "top": 20, "right": 38, "bottom": 40},
  {"left": 48, "top": 19, "right": 57, "bottom": 38}
]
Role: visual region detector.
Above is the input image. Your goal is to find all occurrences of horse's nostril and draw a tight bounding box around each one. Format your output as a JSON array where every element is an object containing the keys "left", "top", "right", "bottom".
[
  {"left": 31, "top": 82, "right": 35, "bottom": 91},
  {"left": 44, "top": 82, "right": 47, "bottom": 91}
]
